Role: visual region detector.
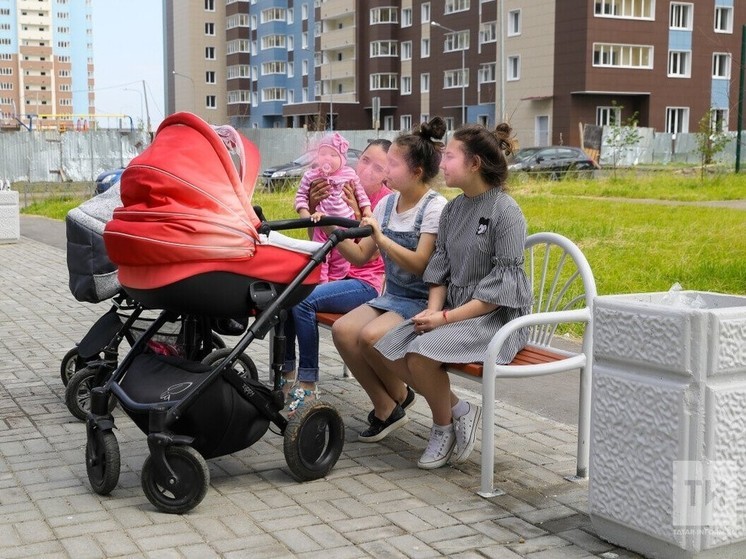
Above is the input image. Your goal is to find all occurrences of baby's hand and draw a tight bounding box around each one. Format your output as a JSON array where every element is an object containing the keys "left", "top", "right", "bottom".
[{"left": 311, "top": 211, "right": 324, "bottom": 223}]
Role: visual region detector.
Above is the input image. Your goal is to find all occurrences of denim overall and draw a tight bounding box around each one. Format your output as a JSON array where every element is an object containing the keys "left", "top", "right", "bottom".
[{"left": 367, "top": 191, "right": 438, "bottom": 319}]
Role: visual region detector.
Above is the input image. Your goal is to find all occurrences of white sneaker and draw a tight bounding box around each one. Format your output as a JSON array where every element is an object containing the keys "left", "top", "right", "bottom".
[
  {"left": 417, "top": 426, "right": 456, "bottom": 469},
  {"left": 451, "top": 402, "right": 481, "bottom": 464}
]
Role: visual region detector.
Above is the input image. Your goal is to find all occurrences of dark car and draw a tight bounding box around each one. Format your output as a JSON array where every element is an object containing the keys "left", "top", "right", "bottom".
[
  {"left": 94, "top": 167, "right": 124, "bottom": 195},
  {"left": 508, "top": 146, "right": 599, "bottom": 180},
  {"left": 261, "top": 148, "right": 362, "bottom": 190}
]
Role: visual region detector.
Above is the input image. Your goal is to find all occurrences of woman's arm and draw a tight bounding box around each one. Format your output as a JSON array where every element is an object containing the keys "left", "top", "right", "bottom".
[
  {"left": 378, "top": 231, "right": 436, "bottom": 276},
  {"left": 413, "top": 297, "right": 499, "bottom": 333}
]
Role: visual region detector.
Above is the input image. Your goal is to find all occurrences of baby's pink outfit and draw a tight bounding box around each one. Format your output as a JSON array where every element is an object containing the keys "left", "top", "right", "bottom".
[{"left": 295, "top": 165, "right": 371, "bottom": 282}]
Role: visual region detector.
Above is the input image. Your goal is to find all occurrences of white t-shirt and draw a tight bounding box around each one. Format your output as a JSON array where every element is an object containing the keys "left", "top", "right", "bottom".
[{"left": 372, "top": 190, "right": 447, "bottom": 235}]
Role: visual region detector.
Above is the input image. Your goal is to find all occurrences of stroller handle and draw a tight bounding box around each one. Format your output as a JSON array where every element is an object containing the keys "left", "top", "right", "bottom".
[{"left": 259, "top": 216, "right": 372, "bottom": 242}]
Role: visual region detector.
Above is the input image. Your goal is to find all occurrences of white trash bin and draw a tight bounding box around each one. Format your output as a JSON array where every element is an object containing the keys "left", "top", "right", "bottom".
[
  {"left": 0, "top": 190, "right": 20, "bottom": 243},
  {"left": 590, "top": 290, "right": 746, "bottom": 559}
]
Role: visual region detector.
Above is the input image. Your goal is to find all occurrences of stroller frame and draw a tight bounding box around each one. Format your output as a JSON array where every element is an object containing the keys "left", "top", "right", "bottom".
[{"left": 85, "top": 217, "right": 371, "bottom": 513}]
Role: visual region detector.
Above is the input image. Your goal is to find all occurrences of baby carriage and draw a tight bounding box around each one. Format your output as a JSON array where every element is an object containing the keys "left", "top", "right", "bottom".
[
  {"left": 63, "top": 182, "right": 242, "bottom": 420},
  {"left": 84, "top": 112, "right": 370, "bottom": 513}
]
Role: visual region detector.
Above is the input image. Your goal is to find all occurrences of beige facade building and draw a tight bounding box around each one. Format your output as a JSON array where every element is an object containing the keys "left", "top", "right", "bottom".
[{"left": 0, "top": 0, "right": 94, "bottom": 131}]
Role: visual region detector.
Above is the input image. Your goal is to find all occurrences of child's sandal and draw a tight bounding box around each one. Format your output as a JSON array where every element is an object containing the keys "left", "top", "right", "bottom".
[{"left": 287, "top": 387, "right": 318, "bottom": 417}]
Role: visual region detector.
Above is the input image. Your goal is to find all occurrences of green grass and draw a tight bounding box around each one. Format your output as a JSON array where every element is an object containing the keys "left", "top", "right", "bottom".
[
  {"left": 21, "top": 195, "right": 87, "bottom": 220},
  {"left": 21, "top": 175, "right": 746, "bottom": 297}
]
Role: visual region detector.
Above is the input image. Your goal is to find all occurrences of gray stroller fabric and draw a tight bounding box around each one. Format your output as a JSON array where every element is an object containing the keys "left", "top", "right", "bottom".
[{"left": 66, "top": 183, "right": 122, "bottom": 303}]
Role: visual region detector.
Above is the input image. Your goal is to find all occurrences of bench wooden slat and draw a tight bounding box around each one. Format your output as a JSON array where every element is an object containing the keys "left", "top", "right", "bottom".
[{"left": 316, "top": 311, "right": 567, "bottom": 379}]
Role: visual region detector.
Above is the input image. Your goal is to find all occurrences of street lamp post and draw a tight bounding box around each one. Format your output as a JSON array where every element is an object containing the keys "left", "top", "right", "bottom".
[
  {"left": 431, "top": 20, "right": 466, "bottom": 126},
  {"left": 172, "top": 70, "right": 196, "bottom": 112}
]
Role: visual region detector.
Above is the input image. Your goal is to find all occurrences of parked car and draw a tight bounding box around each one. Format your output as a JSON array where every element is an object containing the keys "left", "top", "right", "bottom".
[
  {"left": 94, "top": 167, "right": 124, "bottom": 195},
  {"left": 508, "top": 146, "right": 599, "bottom": 180},
  {"left": 261, "top": 148, "right": 362, "bottom": 190}
]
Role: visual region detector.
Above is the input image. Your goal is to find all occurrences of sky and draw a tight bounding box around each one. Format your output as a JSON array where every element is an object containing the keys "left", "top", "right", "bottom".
[{"left": 91, "top": 0, "right": 165, "bottom": 130}]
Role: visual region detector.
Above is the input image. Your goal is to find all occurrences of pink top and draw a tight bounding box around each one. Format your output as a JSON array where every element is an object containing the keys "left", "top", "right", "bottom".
[
  {"left": 346, "top": 184, "right": 392, "bottom": 294},
  {"left": 295, "top": 165, "right": 371, "bottom": 218}
]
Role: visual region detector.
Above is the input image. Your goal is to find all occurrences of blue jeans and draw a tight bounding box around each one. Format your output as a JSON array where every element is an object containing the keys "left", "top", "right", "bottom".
[{"left": 283, "top": 279, "right": 378, "bottom": 383}]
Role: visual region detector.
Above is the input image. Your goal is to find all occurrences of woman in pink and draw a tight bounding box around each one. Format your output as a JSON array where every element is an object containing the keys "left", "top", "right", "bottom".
[
  {"left": 295, "top": 132, "right": 372, "bottom": 282},
  {"left": 283, "top": 139, "right": 393, "bottom": 412}
]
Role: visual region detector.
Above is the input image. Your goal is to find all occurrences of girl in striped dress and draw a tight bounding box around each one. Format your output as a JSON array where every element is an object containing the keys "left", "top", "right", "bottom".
[{"left": 374, "top": 123, "right": 533, "bottom": 469}]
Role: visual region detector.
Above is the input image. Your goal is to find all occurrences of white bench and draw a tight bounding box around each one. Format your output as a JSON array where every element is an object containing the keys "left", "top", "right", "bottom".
[{"left": 318, "top": 232, "right": 596, "bottom": 497}]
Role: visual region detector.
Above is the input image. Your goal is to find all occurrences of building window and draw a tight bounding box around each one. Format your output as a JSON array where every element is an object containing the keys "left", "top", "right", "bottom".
[
  {"left": 421, "top": 73, "right": 430, "bottom": 92},
  {"left": 227, "top": 14, "right": 249, "bottom": 29},
  {"left": 204, "top": 0, "right": 215, "bottom": 11},
  {"left": 401, "top": 115, "right": 412, "bottom": 130},
  {"left": 371, "top": 41, "right": 399, "bottom": 57},
  {"left": 444, "top": 68, "right": 468, "bottom": 88},
  {"left": 508, "top": 10, "right": 520, "bottom": 36},
  {"left": 204, "top": 22, "right": 215, "bottom": 35},
  {"left": 665, "top": 107, "right": 689, "bottom": 133},
  {"left": 261, "top": 8, "right": 286, "bottom": 23},
  {"left": 205, "top": 46, "right": 216, "bottom": 60},
  {"left": 302, "top": 3, "right": 308, "bottom": 20},
  {"left": 370, "top": 7, "right": 398, "bottom": 24},
  {"left": 262, "top": 88, "right": 287, "bottom": 102},
  {"left": 479, "top": 62, "right": 496, "bottom": 84},
  {"left": 206, "top": 95, "right": 216, "bottom": 108},
  {"left": 287, "top": 62, "right": 294, "bottom": 78},
  {"left": 714, "top": 7, "right": 733, "bottom": 33},
  {"left": 227, "top": 65, "right": 250, "bottom": 79},
  {"left": 401, "top": 76, "right": 412, "bottom": 95},
  {"left": 667, "top": 50, "right": 690, "bottom": 77},
  {"left": 711, "top": 108, "right": 728, "bottom": 132},
  {"left": 206, "top": 71, "right": 216, "bottom": 83},
  {"left": 445, "top": 0, "right": 470, "bottom": 15},
  {"left": 592, "top": 43, "right": 653, "bottom": 68},
  {"left": 594, "top": 0, "right": 653, "bottom": 19},
  {"left": 507, "top": 55, "right": 520, "bottom": 80},
  {"left": 370, "top": 73, "right": 398, "bottom": 90},
  {"left": 477, "top": 114, "right": 489, "bottom": 127},
  {"left": 421, "top": 38, "right": 430, "bottom": 58},
  {"left": 227, "top": 90, "right": 251, "bottom": 104},
  {"left": 261, "top": 35, "right": 287, "bottom": 49},
  {"left": 227, "top": 39, "right": 250, "bottom": 54},
  {"left": 421, "top": 2, "right": 431, "bottom": 22},
  {"left": 443, "top": 31, "right": 469, "bottom": 52},
  {"left": 402, "top": 7, "right": 412, "bottom": 27},
  {"left": 302, "top": 59, "right": 309, "bottom": 76},
  {"left": 480, "top": 22, "right": 496, "bottom": 44},
  {"left": 401, "top": 41, "right": 412, "bottom": 60},
  {"left": 596, "top": 106, "right": 621, "bottom": 126},
  {"left": 445, "top": 117, "right": 455, "bottom": 131},
  {"left": 670, "top": 3, "right": 693, "bottom": 30},
  {"left": 712, "top": 53, "right": 731, "bottom": 79},
  {"left": 262, "top": 61, "right": 287, "bottom": 75}
]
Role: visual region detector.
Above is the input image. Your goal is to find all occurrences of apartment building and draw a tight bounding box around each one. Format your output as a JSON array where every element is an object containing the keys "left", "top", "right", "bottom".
[
  {"left": 0, "top": 0, "right": 94, "bottom": 130},
  {"left": 552, "top": 0, "right": 741, "bottom": 147},
  {"left": 164, "top": 1, "right": 744, "bottom": 150}
]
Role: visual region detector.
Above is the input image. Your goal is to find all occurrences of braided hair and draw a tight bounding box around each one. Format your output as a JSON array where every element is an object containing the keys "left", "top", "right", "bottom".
[{"left": 452, "top": 123, "right": 516, "bottom": 190}]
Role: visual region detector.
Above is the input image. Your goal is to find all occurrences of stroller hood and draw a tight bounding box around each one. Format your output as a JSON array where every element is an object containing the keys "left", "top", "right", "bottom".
[{"left": 104, "top": 112, "right": 262, "bottom": 290}]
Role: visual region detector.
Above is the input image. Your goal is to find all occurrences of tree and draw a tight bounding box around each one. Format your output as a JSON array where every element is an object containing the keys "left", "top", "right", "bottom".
[
  {"left": 603, "top": 102, "right": 642, "bottom": 179},
  {"left": 696, "top": 108, "right": 730, "bottom": 180}
]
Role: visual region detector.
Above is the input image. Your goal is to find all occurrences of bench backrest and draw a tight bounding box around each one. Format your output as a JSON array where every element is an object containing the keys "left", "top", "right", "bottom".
[{"left": 524, "top": 232, "right": 597, "bottom": 348}]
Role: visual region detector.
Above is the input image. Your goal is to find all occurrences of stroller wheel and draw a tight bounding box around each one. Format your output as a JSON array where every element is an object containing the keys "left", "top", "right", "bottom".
[
  {"left": 284, "top": 401, "right": 345, "bottom": 482},
  {"left": 60, "top": 347, "right": 86, "bottom": 386},
  {"left": 65, "top": 366, "right": 117, "bottom": 421},
  {"left": 141, "top": 446, "right": 209, "bottom": 514},
  {"left": 86, "top": 430, "right": 120, "bottom": 495},
  {"left": 201, "top": 347, "right": 258, "bottom": 381}
]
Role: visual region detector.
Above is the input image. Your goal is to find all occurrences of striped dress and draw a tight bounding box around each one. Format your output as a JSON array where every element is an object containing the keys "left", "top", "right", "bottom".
[{"left": 374, "top": 187, "right": 533, "bottom": 365}]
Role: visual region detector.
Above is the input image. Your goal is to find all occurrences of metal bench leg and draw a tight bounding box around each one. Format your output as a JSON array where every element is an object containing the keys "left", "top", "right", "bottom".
[{"left": 478, "top": 370, "right": 505, "bottom": 498}]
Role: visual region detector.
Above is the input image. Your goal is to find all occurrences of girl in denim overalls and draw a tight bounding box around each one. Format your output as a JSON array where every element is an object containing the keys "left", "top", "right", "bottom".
[{"left": 331, "top": 118, "right": 448, "bottom": 443}]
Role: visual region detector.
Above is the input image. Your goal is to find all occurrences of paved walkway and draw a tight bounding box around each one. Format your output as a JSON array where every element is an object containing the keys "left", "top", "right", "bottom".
[{"left": 0, "top": 231, "right": 642, "bottom": 559}]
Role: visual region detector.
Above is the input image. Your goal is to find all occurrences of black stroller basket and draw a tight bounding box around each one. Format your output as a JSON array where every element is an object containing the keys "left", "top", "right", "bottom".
[{"left": 84, "top": 217, "right": 371, "bottom": 514}]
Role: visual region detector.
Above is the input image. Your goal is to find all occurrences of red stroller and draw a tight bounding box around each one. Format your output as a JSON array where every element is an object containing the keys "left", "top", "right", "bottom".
[{"left": 84, "top": 113, "right": 370, "bottom": 513}]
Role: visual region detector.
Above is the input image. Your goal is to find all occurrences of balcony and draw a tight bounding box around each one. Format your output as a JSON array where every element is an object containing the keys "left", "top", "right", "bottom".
[
  {"left": 320, "top": 26, "right": 355, "bottom": 50},
  {"left": 320, "top": 59, "right": 355, "bottom": 81},
  {"left": 320, "top": 0, "right": 355, "bottom": 20}
]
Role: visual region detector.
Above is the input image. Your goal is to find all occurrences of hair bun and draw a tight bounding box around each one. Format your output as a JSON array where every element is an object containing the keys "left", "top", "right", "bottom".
[
  {"left": 493, "top": 123, "right": 515, "bottom": 156},
  {"left": 418, "top": 116, "right": 446, "bottom": 142}
]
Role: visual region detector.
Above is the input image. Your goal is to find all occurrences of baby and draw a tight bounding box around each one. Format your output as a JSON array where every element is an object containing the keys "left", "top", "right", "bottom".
[{"left": 294, "top": 132, "right": 371, "bottom": 282}]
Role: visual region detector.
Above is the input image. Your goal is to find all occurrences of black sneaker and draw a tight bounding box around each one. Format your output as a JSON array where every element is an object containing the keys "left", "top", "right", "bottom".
[
  {"left": 367, "top": 386, "right": 416, "bottom": 425},
  {"left": 358, "top": 404, "right": 409, "bottom": 443}
]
